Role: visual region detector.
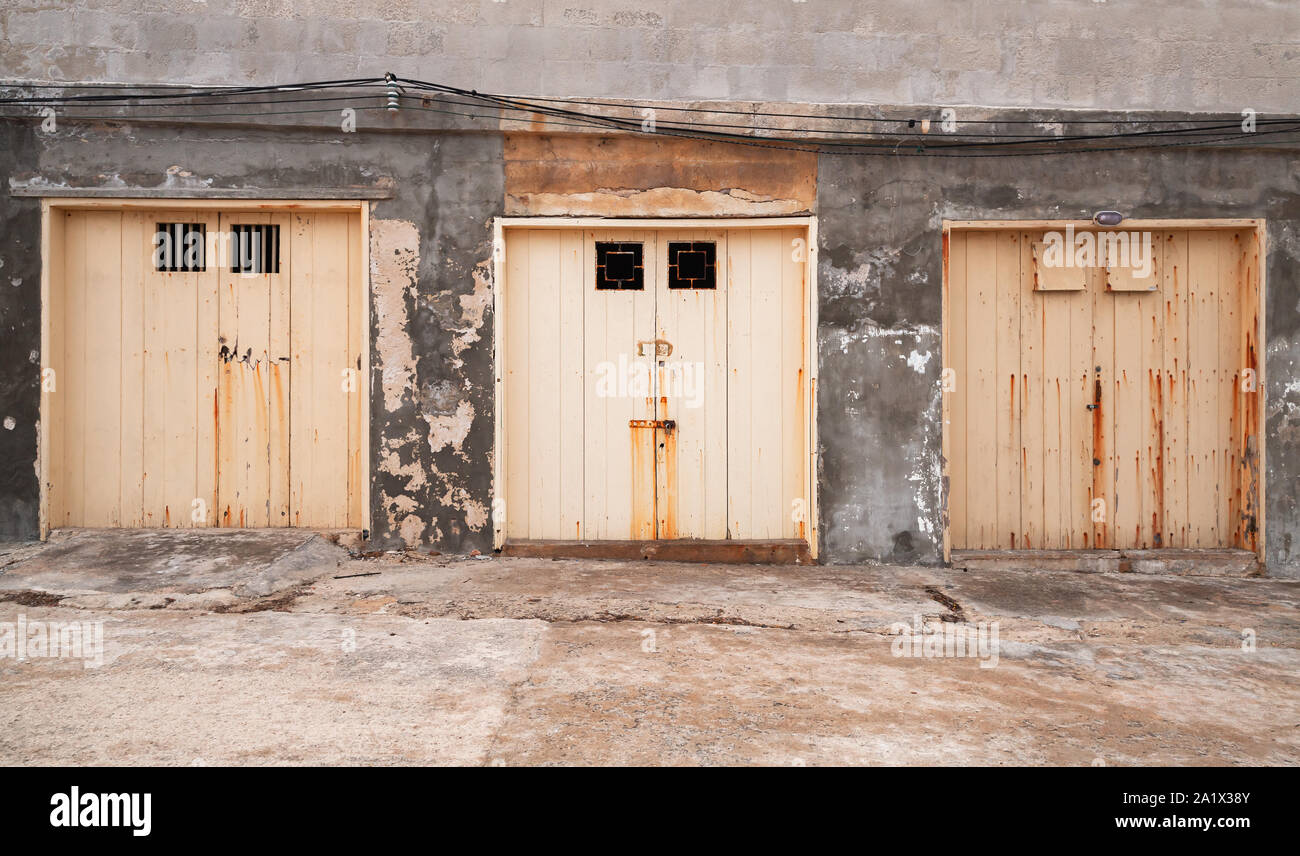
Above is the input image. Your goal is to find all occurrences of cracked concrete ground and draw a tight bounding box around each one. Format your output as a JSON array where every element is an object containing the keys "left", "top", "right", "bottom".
[{"left": 1, "top": 532, "right": 1298, "bottom": 766}]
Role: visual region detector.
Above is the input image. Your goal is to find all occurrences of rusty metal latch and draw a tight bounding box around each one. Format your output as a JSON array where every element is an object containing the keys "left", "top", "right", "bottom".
[
  {"left": 629, "top": 419, "right": 676, "bottom": 432},
  {"left": 637, "top": 339, "right": 673, "bottom": 357}
]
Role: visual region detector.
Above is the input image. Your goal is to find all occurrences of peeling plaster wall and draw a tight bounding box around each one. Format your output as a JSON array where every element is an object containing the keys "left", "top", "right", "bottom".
[
  {"left": 0, "top": 121, "right": 40, "bottom": 540},
  {"left": 817, "top": 148, "right": 1300, "bottom": 576},
  {"left": 505, "top": 133, "right": 816, "bottom": 217},
  {"left": 0, "top": 120, "right": 504, "bottom": 553}
]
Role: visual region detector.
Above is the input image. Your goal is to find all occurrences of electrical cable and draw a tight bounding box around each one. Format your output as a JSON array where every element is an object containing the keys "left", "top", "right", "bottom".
[{"left": 1, "top": 76, "right": 1296, "bottom": 157}]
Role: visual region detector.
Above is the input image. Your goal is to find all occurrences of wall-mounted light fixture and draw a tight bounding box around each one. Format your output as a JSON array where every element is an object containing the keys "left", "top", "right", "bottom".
[{"left": 1092, "top": 210, "right": 1124, "bottom": 226}]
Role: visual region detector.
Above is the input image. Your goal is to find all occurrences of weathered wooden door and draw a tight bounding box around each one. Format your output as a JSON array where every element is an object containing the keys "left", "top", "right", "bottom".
[
  {"left": 503, "top": 225, "right": 811, "bottom": 543},
  {"left": 48, "top": 207, "right": 365, "bottom": 530},
  {"left": 947, "top": 227, "right": 1261, "bottom": 552}
]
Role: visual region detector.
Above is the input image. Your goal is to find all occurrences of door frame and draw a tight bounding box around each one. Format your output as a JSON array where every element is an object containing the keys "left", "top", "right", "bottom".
[
  {"left": 492, "top": 216, "right": 820, "bottom": 558},
  {"left": 940, "top": 218, "right": 1267, "bottom": 564},
  {"left": 38, "top": 197, "right": 372, "bottom": 538}
]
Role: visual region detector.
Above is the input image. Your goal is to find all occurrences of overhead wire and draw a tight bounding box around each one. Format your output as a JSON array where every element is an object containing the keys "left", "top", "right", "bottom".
[{"left": 1, "top": 75, "right": 1296, "bottom": 157}]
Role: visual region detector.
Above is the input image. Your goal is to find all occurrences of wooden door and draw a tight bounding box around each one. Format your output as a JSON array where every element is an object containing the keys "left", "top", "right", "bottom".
[
  {"left": 49, "top": 207, "right": 365, "bottom": 530},
  {"left": 503, "top": 225, "right": 810, "bottom": 543},
  {"left": 947, "top": 226, "right": 1261, "bottom": 552}
]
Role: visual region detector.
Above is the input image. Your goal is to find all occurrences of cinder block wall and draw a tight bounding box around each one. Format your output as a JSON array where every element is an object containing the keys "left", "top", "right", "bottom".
[{"left": 2, "top": 0, "right": 1296, "bottom": 112}]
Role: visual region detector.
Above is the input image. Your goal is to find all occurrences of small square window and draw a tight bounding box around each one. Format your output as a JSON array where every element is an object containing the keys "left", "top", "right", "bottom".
[
  {"left": 154, "top": 222, "right": 206, "bottom": 272},
  {"left": 230, "top": 224, "right": 281, "bottom": 274},
  {"left": 595, "top": 242, "right": 644, "bottom": 290},
  {"left": 668, "top": 241, "right": 716, "bottom": 289}
]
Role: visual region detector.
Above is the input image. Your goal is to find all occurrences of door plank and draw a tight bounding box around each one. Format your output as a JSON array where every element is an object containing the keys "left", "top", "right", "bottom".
[
  {"left": 83, "top": 211, "right": 123, "bottom": 527},
  {"left": 965, "top": 232, "right": 999, "bottom": 548},
  {"left": 1160, "top": 231, "right": 1190, "bottom": 547},
  {"left": 948, "top": 231, "right": 969, "bottom": 548},
  {"left": 504, "top": 229, "right": 531, "bottom": 538},
  {"left": 1090, "top": 262, "right": 1114, "bottom": 549},
  {"left": 1018, "top": 233, "right": 1044, "bottom": 549},
  {"left": 726, "top": 230, "right": 755, "bottom": 539},
  {"left": 1137, "top": 243, "right": 1164, "bottom": 548},
  {"left": 1067, "top": 244, "right": 1094, "bottom": 549},
  {"left": 558, "top": 229, "right": 585, "bottom": 539},
  {"left": 779, "top": 227, "right": 806, "bottom": 542},
  {"left": 1186, "top": 230, "right": 1220, "bottom": 547},
  {"left": 1235, "top": 229, "right": 1263, "bottom": 552},
  {"left": 119, "top": 212, "right": 146, "bottom": 527},
  {"left": 994, "top": 231, "right": 1022, "bottom": 549}
]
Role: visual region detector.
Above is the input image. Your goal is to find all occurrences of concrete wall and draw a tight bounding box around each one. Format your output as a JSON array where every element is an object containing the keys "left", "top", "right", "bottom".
[
  {"left": 3, "top": 0, "right": 1298, "bottom": 112},
  {"left": 0, "top": 123, "right": 40, "bottom": 540}
]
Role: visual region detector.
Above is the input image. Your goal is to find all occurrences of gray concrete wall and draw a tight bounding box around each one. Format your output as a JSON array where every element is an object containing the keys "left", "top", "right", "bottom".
[
  {"left": 816, "top": 146, "right": 1300, "bottom": 576},
  {"left": 2, "top": 0, "right": 1297, "bottom": 112},
  {"left": 0, "top": 122, "right": 41, "bottom": 540}
]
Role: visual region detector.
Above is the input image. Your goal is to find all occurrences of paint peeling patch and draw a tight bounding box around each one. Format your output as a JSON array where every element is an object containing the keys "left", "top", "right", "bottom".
[
  {"left": 378, "top": 430, "right": 428, "bottom": 491},
  {"left": 425, "top": 399, "right": 475, "bottom": 458},
  {"left": 449, "top": 258, "right": 493, "bottom": 356},
  {"left": 370, "top": 219, "right": 420, "bottom": 413},
  {"left": 161, "top": 165, "right": 213, "bottom": 190},
  {"left": 398, "top": 514, "right": 426, "bottom": 547},
  {"left": 440, "top": 484, "right": 489, "bottom": 532},
  {"left": 507, "top": 187, "right": 809, "bottom": 218},
  {"left": 905, "top": 350, "right": 932, "bottom": 373}
]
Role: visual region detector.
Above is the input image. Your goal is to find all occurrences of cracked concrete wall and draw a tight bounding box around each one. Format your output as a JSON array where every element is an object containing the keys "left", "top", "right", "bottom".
[
  {"left": 504, "top": 133, "right": 816, "bottom": 217},
  {"left": 816, "top": 146, "right": 1300, "bottom": 576},
  {"left": 0, "top": 121, "right": 40, "bottom": 540},
  {"left": 0, "top": 119, "right": 504, "bottom": 553},
  {"left": 3, "top": 1, "right": 1298, "bottom": 112}
]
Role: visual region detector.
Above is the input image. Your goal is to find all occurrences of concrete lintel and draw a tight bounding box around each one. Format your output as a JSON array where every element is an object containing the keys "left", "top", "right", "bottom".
[{"left": 8, "top": 185, "right": 395, "bottom": 200}]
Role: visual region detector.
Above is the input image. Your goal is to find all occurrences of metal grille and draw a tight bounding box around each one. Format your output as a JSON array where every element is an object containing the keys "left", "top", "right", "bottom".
[
  {"left": 595, "top": 241, "right": 644, "bottom": 290},
  {"left": 667, "top": 241, "right": 717, "bottom": 289},
  {"left": 153, "top": 222, "right": 206, "bottom": 272},
  {"left": 230, "top": 224, "right": 281, "bottom": 274}
]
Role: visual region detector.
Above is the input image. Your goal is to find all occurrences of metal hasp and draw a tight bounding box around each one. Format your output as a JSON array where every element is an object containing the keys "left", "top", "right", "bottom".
[{"left": 629, "top": 419, "right": 676, "bottom": 432}]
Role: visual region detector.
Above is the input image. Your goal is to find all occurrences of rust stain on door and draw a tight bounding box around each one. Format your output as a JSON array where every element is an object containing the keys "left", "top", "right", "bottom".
[{"left": 630, "top": 420, "right": 656, "bottom": 539}]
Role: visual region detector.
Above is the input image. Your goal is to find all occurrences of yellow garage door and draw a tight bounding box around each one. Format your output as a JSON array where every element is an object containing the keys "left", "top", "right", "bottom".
[
  {"left": 946, "top": 226, "right": 1262, "bottom": 553},
  {"left": 502, "top": 226, "right": 810, "bottom": 543},
  {"left": 46, "top": 207, "right": 366, "bottom": 529}
]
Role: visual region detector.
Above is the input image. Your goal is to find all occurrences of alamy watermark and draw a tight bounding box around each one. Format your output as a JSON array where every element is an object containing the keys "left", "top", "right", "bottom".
[
  {"left": 1, "top": 613, "right": 104, "bottom": 668},
  {"left": 594, "top": 354, "right": 707, "bottom": 408},
  {"left": 1040, "top": 225, "right": 1154, "bottom": 279},
  {"left": 890, "top": 614, "right": 1000, "bottom": 668}
]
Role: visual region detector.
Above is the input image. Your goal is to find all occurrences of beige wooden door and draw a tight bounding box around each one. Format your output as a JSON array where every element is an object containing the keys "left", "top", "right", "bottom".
[
  {"left": 47, "top": 208, "right": 365, "bottom": 530},
  {"left": 503, "top": 225, "right": 810, "bottom": 543},
  {"left": 947, "top": 227, "right": 1261, "bottom": 552}
]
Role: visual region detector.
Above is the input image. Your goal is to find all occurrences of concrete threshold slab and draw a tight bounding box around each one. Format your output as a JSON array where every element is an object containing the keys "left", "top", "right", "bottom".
[
  {"left": 500, "top": 539, "right": 814, "bottom": 564},
  {"left": 951, "top": 548, "right": 1261, "bottom": 577},
  {"left": 0, "top": 528, "right": 348, "bottom": 600}
]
